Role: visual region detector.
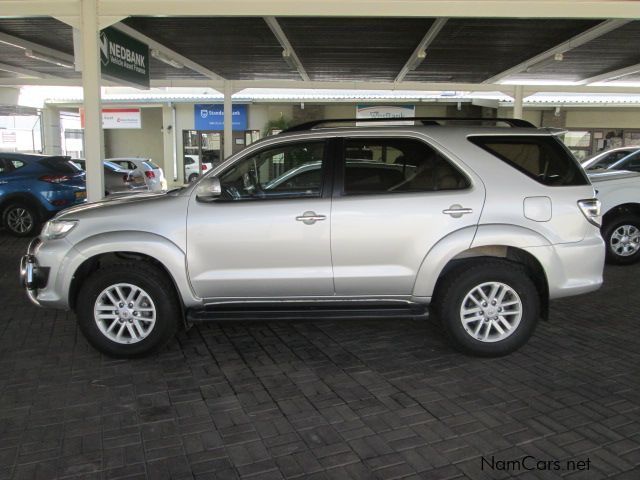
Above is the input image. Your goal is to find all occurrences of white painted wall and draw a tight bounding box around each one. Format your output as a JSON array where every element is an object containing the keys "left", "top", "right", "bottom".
[{"left": 103, "top": 107, "right": 164, "bottom": 166}]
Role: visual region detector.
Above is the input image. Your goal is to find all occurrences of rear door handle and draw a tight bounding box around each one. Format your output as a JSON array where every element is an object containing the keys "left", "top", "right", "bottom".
[
  {"left": 296, "top": 211, "right": 326, "bottom": 225},
  {"left": 443, "top": 205, "right": 473, "bottom": 218}
]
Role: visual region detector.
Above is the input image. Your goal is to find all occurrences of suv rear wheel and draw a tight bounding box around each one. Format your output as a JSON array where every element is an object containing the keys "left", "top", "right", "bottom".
[
  {"left": 602, "top": 215, "right": 640, "bottom": 265},
  {"left": 2, "top": 202, "right": 39, "bottom": 237},
  {"left": 434, "top": 260, "right": 540, "bottom": 357},
  {"left": 76, "top": 262, "right": 180, "bottom": 357}
]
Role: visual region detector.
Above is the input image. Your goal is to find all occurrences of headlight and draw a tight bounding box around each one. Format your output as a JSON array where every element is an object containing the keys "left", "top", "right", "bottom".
[{"left": 41, "top": 219, "right": 78, "bottom": 240}]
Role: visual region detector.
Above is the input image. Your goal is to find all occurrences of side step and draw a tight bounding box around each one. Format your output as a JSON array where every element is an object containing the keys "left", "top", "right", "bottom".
[{"left": 186, "top": 303, "right": 429, "bottom": 323}]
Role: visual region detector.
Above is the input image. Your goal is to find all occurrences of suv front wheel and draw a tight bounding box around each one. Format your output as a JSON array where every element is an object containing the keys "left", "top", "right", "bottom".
[
  {"left": 76, "top": 262, "right": 180, "bottom": 357},
  {"left": 434, "top": 260, "right": 540, "bottom": 357}
]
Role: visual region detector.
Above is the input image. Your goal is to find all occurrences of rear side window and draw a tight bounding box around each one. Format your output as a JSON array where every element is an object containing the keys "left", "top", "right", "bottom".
[
  {"left": 144, "top": 160, "right": 160, "bottom": 169},
  {"left": 470, "top": 136, "right": 588, "bottom": 186},
  {"left": 342, "top": 138, "right": 470, "bottom": 194},
  {"left": 39, "top": 156, "right": 82, "bottom": 174}
]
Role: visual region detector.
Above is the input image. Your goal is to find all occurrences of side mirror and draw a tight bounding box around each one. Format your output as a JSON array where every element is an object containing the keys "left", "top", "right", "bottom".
[{"left": 196, "top": 176, "right": 222, "bottom": 202}]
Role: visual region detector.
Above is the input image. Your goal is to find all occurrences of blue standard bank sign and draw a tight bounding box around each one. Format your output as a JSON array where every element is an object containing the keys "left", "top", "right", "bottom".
[{"left": 194, "top": 104, "right": 248, "bottom": 131}]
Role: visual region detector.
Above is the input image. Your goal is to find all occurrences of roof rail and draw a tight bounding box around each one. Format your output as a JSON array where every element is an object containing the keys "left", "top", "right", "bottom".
[{"left": 282, "top": 116, "right": 536, "bottom": 133}]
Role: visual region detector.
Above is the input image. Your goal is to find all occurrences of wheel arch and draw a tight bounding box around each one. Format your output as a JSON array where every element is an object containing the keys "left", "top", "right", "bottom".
[
  {"left": 413, "top": 225, "right": 551, "bottom": 318},
  {"left": 66, "top": 231, "right": 200, "bottom": 315},
  {"left": 0, "top": 192, "right": 46, "bottom": 220},
  {"left": 601, "top": 202, "right": 640, "bottom": 226}
]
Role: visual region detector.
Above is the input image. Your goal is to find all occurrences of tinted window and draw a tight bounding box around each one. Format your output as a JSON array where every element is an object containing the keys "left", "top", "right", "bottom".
[
  {"left": 589, "top": 151, "right": 633, "bottom": 170},
  {"left": 220, "top": 141, "right": 325, "bottom": 200},
  {"left": 342, "top": 138, "right": 469, "bottom": 194},
  {"left": 470, "top": 136, "right": 589, "bottom": 186},
  {"left": 39, "top": 156, "right": 82, "bottom": 174},
  {"left": 615, "top": 151, "right": 640, "bottom": 171}
]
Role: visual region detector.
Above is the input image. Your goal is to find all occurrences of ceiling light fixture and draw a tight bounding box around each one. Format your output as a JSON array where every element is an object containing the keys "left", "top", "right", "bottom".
[
  {"left": 24, "top": 49, "right": 74, "bottom": 69},
  {"left": 282, "top": 50, "right": 297, "bottom": 70},
  {"left": 407, "top": 50, "right": 427, "bottom": 71},
  {"left": 151, "top": 49, "right": 184, "bottom": 69},
  {"left": 525, "top": 52, "right": 565, "bottom": 73}
]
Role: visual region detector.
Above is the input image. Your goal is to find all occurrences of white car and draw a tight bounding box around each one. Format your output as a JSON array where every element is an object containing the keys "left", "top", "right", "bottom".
[
  {"left": 581, "top": 146, "right": 640, "bottom": 171},
  {"left": 108, "top": 157, "right": 167, "bottom": 192},
  {"left": 184, "top": 154, "right": 213, "bottom": 183}
]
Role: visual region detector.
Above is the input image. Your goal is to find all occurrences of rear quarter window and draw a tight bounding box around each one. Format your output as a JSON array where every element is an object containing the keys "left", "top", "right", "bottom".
[
  {"left": 469, "top": 135, "right": 589, "bottom": 186},
  {"left": 39, "top": 156, "right": 82, "bottom": 174},
  {"left": 144, "top": 160, "right": 160, "bottom": 169}
]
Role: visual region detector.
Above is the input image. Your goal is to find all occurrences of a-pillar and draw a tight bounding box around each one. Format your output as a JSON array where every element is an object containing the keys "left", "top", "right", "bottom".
[
  {"left": 80, "top": 0, "right": 105, "bottom": 202},
  {"left": 41, "top": 106, "right": 63, "bottom": 155},
  {"left": 513, "top": 85, "right": 524, "bottom": 119}
]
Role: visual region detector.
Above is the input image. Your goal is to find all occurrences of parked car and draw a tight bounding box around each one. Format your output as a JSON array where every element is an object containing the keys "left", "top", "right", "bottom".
[
  {"left": 1, "top": 153, "right": 86, "bottom": 237},
  {"left": 581, "top": 146, "right": 640, "bottom": 171},
  {"left": 184, "top": 155, "right": 213, "bottom": 183},
  {"left": 108, "top": 157, "right": 167, "bottom": 192},
  {"left": 588, "top": 169, "right": 640, "bottom": 264},
  {"left": 20, "top": 118, "right": 604, "bottom": 358},
  {"left": 72, "top": 159, "right": 148, "bottom": 196}
]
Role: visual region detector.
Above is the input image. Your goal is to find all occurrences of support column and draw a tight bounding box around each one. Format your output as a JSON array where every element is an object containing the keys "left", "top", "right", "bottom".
[
  {"left": 80, "top": 0, "right": 104, "bottom": 202},
  {"left": 513, "top": 85, "right": 524, "bottom": 119},
  {"left": 41, "top": 106, "right": 62, "bottom": 155},
  {"left": 162, "top": 103, "right": 179, "bottom": 186},
  {"left": 223, "top": 81, "right": 233, "bottom": 160}
]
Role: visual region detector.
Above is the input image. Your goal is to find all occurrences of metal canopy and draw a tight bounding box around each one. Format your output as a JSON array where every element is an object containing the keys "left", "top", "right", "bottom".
[{"left": 0, "top": 12, "right": 639, "bottom": 91}]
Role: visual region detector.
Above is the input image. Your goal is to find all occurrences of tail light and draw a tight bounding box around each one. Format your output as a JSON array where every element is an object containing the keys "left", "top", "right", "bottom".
[
  {"left": 51, "top": 199, "right": 69, "bottom": 206},
  {"left": 201, "top": 164, "right": 208, "bottom": 172},
  {"left": 144, "top": 171, "right": 155, "bottom": 179},
  {"left": 578, "top": 199, "right": 601, "bottom": 227},
  {"left": 39, "top": 174, "right": 70, "bottom": 183}
]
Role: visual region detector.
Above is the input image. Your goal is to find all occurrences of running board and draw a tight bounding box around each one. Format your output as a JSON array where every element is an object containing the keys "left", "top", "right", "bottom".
[{"left": 186, "top": 303, "right": 429, "bottom": 323}]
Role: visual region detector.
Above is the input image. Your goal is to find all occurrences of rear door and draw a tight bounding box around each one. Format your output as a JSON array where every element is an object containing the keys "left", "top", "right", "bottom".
[{"left": 330, "top": 136, "right": 485, "bottom": 296}]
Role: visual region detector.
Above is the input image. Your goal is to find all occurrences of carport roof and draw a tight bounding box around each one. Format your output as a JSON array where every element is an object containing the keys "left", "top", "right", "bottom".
[{"left": 1, "top": 15, "right": 640, "bottom": 90}]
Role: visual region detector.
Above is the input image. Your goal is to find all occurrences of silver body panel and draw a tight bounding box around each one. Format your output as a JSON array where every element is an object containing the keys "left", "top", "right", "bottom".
[{"left": 23, "top": 126, "right": 604, "bottom": 310}]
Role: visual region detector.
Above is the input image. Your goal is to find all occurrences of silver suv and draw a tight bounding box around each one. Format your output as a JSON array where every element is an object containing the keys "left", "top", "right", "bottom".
[{"left": 20, "top": 118, "right": 605, "bottom": 358}]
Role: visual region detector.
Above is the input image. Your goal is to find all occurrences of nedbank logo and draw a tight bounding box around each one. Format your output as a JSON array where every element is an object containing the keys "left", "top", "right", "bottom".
[{"left": 100, "top": 31, "right": 109, "bottom": 66}]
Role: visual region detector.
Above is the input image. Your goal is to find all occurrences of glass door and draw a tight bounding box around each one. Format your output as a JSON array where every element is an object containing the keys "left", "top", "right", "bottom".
[{"left": 182, "top": 130, "right": 223, "bottom": 183}]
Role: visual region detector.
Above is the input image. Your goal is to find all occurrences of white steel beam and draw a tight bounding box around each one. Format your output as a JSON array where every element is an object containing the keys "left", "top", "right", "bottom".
[
  {"left": 0, "top": 31, "right": 75, "bottom": 65},
  {"left": 0, "top": 61, "right": 60, "bottom": 79},
  {"left": 263, "top": 16, "right": 309, "bottom": 82},
  {"left": 223, "top": 81, "right": 233, "bottom": 159},
  {"left": 113, "top": 22, "right": 226, "bottom": 81},
  {"left": 0, "top": 0, "right": 79, "bottom": 16},
  {"left": 396, "top": 18, "right": 447, "bottom": 83},
  {"left": 96, "top": 1, "right": 640, "bottom": 20},
  {"left": 483, "top": 19, "right": 631, "bottom": 84},
  {"left": 579, "top": 63, "right": 640, "bottom": 85},
  {"left": 512, "top": 85, "right": 524, "bottom": 118},
  {"left": 80, "top": 0, "right": 105, "bottom": 202}
]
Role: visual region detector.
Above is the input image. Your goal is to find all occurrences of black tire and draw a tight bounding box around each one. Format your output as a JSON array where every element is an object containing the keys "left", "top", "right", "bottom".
[
  {"left": 602, "top": 215, "right": 640, "bottom": 265},
  {"left": 76, "top": 262, "right": 181, "bottom": 357},
  {"left": 433, "top": 259, "right": 540, "bottom": 357},
  {"left": 188, "top": 173, "right": 198, "bottom": 183},
  {"left": 2, "top": 202, "right": 40, "bottom": 237}
]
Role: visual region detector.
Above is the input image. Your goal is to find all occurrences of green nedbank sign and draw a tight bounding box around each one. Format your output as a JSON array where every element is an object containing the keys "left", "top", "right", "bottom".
[{"left": 100, "top": 27, "right": 149, "bottom": 88}]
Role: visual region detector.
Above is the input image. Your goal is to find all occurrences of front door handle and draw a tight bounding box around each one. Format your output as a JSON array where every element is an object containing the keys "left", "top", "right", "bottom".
[
  {"left": 443, "top": 204, "right": 473, "bottom": 218},
  {"left": 296, "top": 211, "right": 326, "bottom": 225}
]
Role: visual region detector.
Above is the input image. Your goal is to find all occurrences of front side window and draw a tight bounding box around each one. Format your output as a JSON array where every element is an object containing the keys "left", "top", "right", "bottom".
[
  {"left": 342, "top": 138, "right": 469, "bottom": 195},
  {"left": 219, "top": 141, "right": 325, "bottom": 200},
  {"left": 470, "top": 135, "right": 589, "bottom": 186}
]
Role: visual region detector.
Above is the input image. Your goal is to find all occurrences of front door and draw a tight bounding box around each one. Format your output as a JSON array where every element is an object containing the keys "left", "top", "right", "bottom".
[
  {"left": 186, "top": 139, "right": 334, "bottom": 300},
  {"left": 330, "top": 135, "right": 485, "bottom": 296}
]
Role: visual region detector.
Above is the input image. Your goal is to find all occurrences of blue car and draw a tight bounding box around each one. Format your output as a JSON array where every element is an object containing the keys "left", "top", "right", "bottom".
[{"left": 0, "top": 153, "right": 86, "bottom": 236}]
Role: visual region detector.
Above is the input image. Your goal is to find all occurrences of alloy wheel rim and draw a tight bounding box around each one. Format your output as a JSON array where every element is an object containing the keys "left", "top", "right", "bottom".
[
  {"left": 460, "top": 281, "right": 523, "bottom": 343},
  {"left": 7, "top": 207, "right": 33, "bottom": 234},
  {"left": 94, "top": 283, "right": 156, "bottom": 344},
  {"left": 610, "top": 224, "right": 640, "bottom": 257}
]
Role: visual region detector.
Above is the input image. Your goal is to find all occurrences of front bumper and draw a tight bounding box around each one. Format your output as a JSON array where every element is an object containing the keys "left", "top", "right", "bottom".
[{"left": 19, "top": 239, "right": 49, "bottom": 307}]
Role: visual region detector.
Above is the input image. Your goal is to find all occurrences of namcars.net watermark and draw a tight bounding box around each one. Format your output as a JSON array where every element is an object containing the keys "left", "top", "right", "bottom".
[{"left": 481, "top": 455, "right": 591, "bottom": 472}]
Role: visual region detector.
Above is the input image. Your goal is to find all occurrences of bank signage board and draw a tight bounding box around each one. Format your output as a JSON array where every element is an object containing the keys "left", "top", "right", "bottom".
[
  {"left": 356, "top": 104, "right": 416, "bottom": 125},
  {"left": 100, "top": 27, "right": 149, "bottom": 88},
  {"left": 80, "top": 108, "right": 142, "bottom": 129},
  {"left": 194, "top": 104, "right": 248, "bottom": 131}
]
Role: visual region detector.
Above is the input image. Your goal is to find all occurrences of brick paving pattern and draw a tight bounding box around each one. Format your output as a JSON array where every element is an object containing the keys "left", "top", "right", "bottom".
[{"left": 0, "top": 233, "right": 639, "bottom": 479}]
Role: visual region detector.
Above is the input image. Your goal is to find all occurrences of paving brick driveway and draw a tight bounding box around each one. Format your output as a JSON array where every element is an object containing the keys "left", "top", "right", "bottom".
[{"left": 1, "top": 233, "right": 639, "bottom": 480}]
